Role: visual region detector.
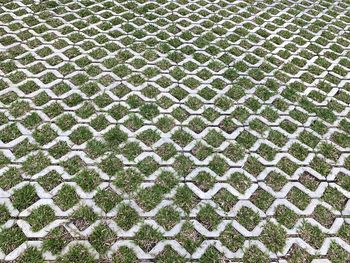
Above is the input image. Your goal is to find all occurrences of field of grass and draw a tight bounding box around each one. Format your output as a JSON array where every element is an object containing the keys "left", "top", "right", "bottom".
[{"left": 0, "top": 0, "right": 350, "bottom": 262}]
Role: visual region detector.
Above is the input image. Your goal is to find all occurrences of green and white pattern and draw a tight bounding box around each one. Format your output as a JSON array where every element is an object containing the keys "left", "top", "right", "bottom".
[{"left": 0, "top": 0, "right": 350, "bottom": 262}]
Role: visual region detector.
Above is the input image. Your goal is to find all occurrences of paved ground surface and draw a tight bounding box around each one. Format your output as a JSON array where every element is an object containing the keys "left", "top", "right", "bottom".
[{"left": 0, "top": 0, "right": 350, "bottom": 262}]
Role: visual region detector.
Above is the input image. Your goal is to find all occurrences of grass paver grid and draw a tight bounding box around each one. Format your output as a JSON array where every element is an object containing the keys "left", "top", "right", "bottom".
[{"left": 0, "top": 0, "right": 350, "bottom": 262}]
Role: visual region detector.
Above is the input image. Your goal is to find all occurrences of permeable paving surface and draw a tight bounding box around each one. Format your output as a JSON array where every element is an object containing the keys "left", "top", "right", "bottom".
[{"left": 0, "top": 0, "right": 350, "bottom": 262}]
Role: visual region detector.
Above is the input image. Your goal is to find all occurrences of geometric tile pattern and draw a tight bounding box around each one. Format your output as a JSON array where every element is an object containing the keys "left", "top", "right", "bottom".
[{"left": 0, "top": 0, "right": 350, "bottom": 262}]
